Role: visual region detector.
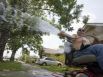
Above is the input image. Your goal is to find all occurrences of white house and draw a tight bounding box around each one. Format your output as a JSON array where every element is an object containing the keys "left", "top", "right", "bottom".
[{"left": 83, "top": 23, "right": 103, "bottom": 42}]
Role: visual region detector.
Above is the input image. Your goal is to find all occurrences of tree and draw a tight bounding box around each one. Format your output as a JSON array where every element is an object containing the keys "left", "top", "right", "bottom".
[
  {"left": 7, "top": 16, "right": 43, "bottom": 61},
  {"left": 0, "top": 0, "right": 10, "bottom": 61},
  {"left": 0, "top": 0, "right": 43, "bottom": 61},
  {"left": 83, "top": 15, "right": 89, "bottom": 25},
  {"left": 8, "top": 36, "right": 22, "bottom": 61},
  {"left": 28, "top": 0, "right": 83, "bottom": 30},
  {"left": 0, "top": 0, "right": 83, "bottom": 61}
]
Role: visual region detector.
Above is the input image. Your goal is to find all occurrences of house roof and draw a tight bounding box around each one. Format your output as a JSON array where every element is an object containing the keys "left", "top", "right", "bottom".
[
  {"left": 43, "top": 48, "right": 64, "bottom": 54},
  {"left": 84, "top": 23, "right": 103, "bottom": 27},
  {"left": 83, "top": 23, "right": 103, "bottom": 32},
  {"left": 83, "top": 23, "right": 103, "bottom": 40}
]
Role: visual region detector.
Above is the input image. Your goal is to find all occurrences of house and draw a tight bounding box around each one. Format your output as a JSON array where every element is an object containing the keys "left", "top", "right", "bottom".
[
  {"left": 83, "top": 23, "right": 103, "bottom": 43},
  {"left": 43, "top": 48, "right": 64, "bottom": 54}
]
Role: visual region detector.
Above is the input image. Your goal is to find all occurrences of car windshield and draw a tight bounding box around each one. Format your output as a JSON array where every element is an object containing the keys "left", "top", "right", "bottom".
[{"left": 45, "top": 58, "right": 56, "bottom": 61}]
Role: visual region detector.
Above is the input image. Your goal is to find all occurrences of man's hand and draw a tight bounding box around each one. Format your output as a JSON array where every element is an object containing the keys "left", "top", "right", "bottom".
[{"left": 58, "top": 31, "right": 66, "bottom": 37}]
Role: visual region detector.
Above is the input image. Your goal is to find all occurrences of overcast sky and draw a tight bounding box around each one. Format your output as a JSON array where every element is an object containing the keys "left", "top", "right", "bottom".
[
  {"left": 78, "top": 0, "right": 103, "bottom": 23},
  {"left": 42, "top": 0, "right": 103, "bottom": 49}
]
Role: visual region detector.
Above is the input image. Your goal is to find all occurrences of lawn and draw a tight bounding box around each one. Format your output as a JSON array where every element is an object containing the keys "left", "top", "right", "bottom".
[
  {"left": 0, "top": 61, "right": 23, "bottom": 71},
  {"left": 39, "top": 65, "right": 80, "bottom": 73}
]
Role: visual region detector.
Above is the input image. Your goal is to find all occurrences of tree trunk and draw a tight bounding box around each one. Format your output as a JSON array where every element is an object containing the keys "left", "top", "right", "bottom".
[
  {"left": 39, "top": 48, "right": 44, "bottom": 58},
  {"left": 0, "top": 0, "right": 8, "bottom": 62},
  {"left": 10, "top": 50, "right": 16, "bottom": 61},
  {"left": 0, "top": 30, "right": 9, "bottom": 61}
]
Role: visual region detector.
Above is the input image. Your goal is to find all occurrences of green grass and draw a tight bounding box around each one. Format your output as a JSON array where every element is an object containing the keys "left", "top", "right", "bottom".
[
  {"left": 40, "top": 65, "right": 66, "bottom": 73},
  {"left": 0, "top": 61, "right": 23, "bottom": 71},
  {"left": 39, "top": 65, "right": 81, "bottom": 73}
]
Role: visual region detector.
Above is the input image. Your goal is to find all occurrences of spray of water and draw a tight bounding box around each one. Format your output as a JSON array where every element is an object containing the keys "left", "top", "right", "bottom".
[
  {"left": 21, "top": 13, "right": 60, "bottom": 35},
  {"left": 36, "top": 18, "right": 60, "bottom": 35},
  {"left": 0, "top": 0, "right": 60, "bottom": 35}
]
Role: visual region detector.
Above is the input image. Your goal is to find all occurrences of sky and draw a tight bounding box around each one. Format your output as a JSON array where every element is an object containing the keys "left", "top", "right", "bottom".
[{"left": 42, "top": 0, "right": 103, "bottom": 49}]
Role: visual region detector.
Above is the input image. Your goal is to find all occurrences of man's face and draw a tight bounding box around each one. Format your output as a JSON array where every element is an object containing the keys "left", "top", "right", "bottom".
[{"left": 77, "top": 28, "right": 85, "bottom": 36}]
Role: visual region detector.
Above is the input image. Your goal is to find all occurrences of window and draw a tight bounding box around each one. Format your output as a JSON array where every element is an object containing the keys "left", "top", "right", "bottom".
[{"left": 45, "top": 58, "right": 55, "bottom": 61}]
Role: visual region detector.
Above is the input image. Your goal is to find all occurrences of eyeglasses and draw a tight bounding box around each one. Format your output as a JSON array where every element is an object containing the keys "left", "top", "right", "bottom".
[{"left": 78, "top": 29, "right": 84, "bottom": 32}]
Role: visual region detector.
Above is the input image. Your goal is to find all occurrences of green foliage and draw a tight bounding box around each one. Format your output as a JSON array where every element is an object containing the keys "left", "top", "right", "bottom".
[
  {"left": 8, "top": 0, "right": 29, "bottom": 12},
  {"left": 21, "top": 54, "right": 29, "bottom": 63},
  {"left": 45, "top": 54, "right": 65, "bottom": 63},
  {"left": 21, "top": 53, "right": 36, "bottom": 63},
  {"left": 83, "top": 15, "right": 89, "bottom": 25},
  {"left": 36, "top": 0, "right": 83, "bottom": 30},
  {"left": 8, "top": 0, "right": 83, "bottom": 30}
]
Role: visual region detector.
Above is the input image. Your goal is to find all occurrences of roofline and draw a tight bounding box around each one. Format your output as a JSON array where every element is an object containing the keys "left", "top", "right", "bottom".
[
  {"left": 83, "top": 23, "right": 103, "bottom": 28},
  {"left": 83, "top": 23, "right": 103, "bottom": 32},
  {"left": 87, "top": 23, "right": 103, "bottom": 24},
  {"left": 86, "top": 23, "right": 103, "bottom": 26}
]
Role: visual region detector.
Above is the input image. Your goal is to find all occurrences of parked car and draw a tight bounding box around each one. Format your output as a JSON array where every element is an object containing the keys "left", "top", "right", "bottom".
[{"left": 36, "top": 57, "right": 63, "bottom": 66}]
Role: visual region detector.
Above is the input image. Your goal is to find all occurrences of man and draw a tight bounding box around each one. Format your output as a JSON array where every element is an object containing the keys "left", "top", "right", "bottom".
[
  {"left": 58, "top": 28, "right": 90, "bottom": 51},
  {"left": 58, "top": 28, "right": 90, "bottom": 66},
  {"left": 58, "top": 28, "right": 91, "bottom": 66},
  {"left": 58, "top": 28, "right": 103, "bottom": 70}
]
